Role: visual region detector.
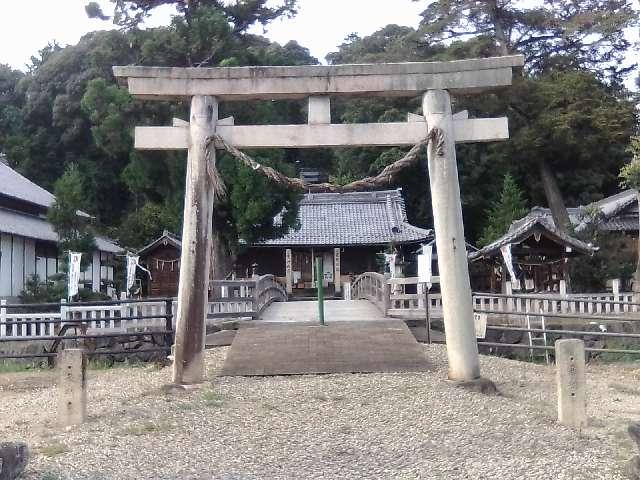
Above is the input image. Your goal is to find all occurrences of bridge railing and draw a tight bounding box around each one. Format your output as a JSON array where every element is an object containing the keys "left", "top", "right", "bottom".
[
  {"left": 209, "top": 275, "right": 287, "bottom": 320},
  {"left": 352, "top": 272, "right": 389, "bottom": 314},
  {"left": 387, "top": 276, "right": 443, "bottom": 319},
  {"left": 254, "top": 274, "right": 288, "bottom": 316}
]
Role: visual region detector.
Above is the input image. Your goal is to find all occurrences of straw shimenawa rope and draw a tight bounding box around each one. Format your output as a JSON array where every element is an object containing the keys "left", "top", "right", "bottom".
[{"left": 204, "top": 126, "right": 445, "bottom": 195}]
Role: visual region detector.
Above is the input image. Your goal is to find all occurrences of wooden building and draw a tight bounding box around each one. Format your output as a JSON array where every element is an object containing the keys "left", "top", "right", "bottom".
[
  {"left": 139, "top": 189, "right": 432, "bottom": 298},
  {"left": 469, "top": 208, "right": 596, "bottom": 292},
  {"left": 0, "top": 158, "right": 121, "bottom": 300},
  {"left": 239, "top": 189, "right": 432, "bottom": 295},
  {"left": 137, "top": 231, "right": 182, "bottom": 297}
]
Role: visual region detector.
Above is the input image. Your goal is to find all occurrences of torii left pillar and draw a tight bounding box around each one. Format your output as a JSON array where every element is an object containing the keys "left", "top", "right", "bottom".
[{"left": 172, "top": 95, "right": 217, "bottom": 384}]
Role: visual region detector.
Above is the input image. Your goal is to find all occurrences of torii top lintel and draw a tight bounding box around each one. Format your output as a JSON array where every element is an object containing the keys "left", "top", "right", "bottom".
[{"left": 112, "top": 55, "right": 524, "bottom": 101}]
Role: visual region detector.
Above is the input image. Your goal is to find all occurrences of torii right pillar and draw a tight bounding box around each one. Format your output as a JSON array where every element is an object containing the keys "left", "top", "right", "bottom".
[{"left": 423, "top": 89, "right": 481, "bottom": 381}]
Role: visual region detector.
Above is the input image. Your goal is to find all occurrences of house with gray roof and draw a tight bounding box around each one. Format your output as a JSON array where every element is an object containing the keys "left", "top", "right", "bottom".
[
  {"left": 0, "top": 159, "right": 121, "bottom": 299},
  {"left": 241, "top": 189, "right": 432, "bottom": 295}
]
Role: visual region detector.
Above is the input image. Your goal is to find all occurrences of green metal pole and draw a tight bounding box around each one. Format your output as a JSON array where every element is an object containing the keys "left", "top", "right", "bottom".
[{"left": 316, "top": 257, "right": 325, "bottom": 325}]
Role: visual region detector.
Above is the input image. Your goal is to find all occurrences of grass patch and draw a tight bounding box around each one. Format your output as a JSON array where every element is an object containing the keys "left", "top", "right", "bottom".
[
  {"left": 0, "top": 360, "right": 47, "bottom": 373},
  {"left": 41, "top": 473, "right": 63, "bottom": 480},
  {"left": 87, "top": 358, "right": 146, "bottom": 371},
  {"left": 201, "top": 390, "right": 224, "bottom": 408},
  {"left": 175, "top": 402, "right": 197, "bottom": 412},
  {"left": 595, "top": 339, "right": 640, "bottom": 363},
  {"left": 40, "top": 442, "right": 69, "bottom": 457},
  {"left": 123, "top": 420, "right": 173, "bottom": 436}
]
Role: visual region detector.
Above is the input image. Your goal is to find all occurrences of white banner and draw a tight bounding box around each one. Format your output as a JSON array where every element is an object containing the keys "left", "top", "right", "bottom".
[
  {"left": 500, "top": 244, "right": 517, "bottom": 282},
  {"left": 68, "top": 252, "right": 82, "bottom": 299},
  {"left": 418, "top": 244, "right": 433, "bottom": 285},
  {"left": 126, "top": 255, "right": 152, "bottom": 292},
  {"left": 126, "top": 255, "right": 139, "bottom": 291}
]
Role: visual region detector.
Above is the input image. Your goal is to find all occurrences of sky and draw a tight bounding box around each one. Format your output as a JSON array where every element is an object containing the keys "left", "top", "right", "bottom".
[
  {"left": 0, "top": 0, "right": 637, "bottom": 86},
  {"left": 0, "top": 0, "right": 424, "bottom": 70}
]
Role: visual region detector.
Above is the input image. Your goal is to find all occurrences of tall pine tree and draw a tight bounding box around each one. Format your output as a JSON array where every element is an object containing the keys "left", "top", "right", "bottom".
[{"left": 478, "top": 174, "right": 528, "bottom": 246}]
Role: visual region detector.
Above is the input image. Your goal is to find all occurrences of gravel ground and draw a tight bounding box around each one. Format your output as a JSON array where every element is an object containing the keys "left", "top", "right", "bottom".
[{"left": 2, "top": 345, "right": 639, "bottom": 480}]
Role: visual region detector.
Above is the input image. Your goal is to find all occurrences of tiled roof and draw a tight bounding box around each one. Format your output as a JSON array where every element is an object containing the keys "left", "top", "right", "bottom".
[
  {"left": 528, "top": 190, "right": 639, "bottom": 233},
  {"left": 0, "top": 161, "right": 56, "bottom": 209},
  {"left": 257, "top": 189, "right": 432, "bottom": 247},
  {"left": 0, "top": 207, "right": 122, "bottom": 253},
  {"left": 469, "top": 208, "right": 596, "bottom": 261},
  {"left": 599, "top": 217, "right": 638, "bottom": 232}
]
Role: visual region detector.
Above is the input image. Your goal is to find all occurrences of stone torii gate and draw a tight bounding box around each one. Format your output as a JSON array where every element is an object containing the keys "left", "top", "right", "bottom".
[{"left": 113, "top": 55, "right": 524, "bottom": 385}]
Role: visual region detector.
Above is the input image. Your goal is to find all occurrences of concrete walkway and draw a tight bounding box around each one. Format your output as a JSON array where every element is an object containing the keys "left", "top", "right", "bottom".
[{"left": 259, "top": 300, "right": 384, "bottom": 323}]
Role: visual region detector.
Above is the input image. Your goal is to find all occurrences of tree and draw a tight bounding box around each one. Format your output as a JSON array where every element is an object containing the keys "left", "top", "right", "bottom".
[
  {"left": 86, "top": 0, "right": 298, "bottom": 42},
  {"left": 326, "top": 26, "right": 635, "bottom": 243},
  {"left": 417, "top": 0, "right": 638, "bottom": 78},
  {"left": 478, "top": 174, "right": 528, "bottom": 246},
  {"left": 48, "top": 164, "right": 96, "bottom": 269},
  {"left": 81, "top": 0, "right": 315, "bottom": 278},
  {"left": 415, "top": 0, "right": 639, "bottom": 232}
]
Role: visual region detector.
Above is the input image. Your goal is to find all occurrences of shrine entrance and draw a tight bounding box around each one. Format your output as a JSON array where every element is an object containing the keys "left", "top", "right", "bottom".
[{"left": 113, "top": 55, "right": 524, "bottom": 384}]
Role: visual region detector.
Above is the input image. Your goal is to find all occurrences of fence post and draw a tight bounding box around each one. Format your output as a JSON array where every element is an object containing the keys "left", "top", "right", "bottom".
[
  {"left": 559, "top": 280, "right": 568, "bottom": 314},
  {"left": 59, "top": 299, "right": 68, "bottom": 336},
  {"left": 58, "top": 348, "right": 87, "bottom": 427},
  {"left": 164, "top": 298, "right": 174, "bottom": 355},
  {"left": 0, "top": 299, "right": 6, "bottom": 338},
  {"left": 555, "top": 339, "right": 587, "bottom": 429},
  {"left": 383, "top": 281, "right": 391, "bottom": 317},
  {"left": 612, "top": 279, "right": 620, "bottom": 314}
]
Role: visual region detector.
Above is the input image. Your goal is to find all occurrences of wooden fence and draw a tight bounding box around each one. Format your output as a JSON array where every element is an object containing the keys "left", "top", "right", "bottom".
[
  {"left": 0, "top": 275, "right": 287, "bottom": 339},
  {"left": 352, "top": 272, "right": 640, "bottom": 322}
]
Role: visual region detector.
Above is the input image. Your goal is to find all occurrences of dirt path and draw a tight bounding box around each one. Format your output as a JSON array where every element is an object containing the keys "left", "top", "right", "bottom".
[{"left": 1, "top": 346, "right": 638, "bottom": 479}]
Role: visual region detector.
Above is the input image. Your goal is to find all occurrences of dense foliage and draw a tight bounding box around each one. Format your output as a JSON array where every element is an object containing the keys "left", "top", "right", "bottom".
[{"left": 0, "top": 0, "right": 638, "bottom": 276}]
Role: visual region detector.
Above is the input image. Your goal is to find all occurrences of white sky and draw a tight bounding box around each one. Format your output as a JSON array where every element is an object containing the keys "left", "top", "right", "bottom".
[
  {"left": 0, "top": 0, "right": 424, "bottom": 70},
  {"left": 0, "top": 0, "right": 637, "bottom": 86}
]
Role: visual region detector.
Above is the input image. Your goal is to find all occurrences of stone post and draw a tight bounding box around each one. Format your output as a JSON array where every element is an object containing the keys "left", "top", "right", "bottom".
[
  {"left": 423, "top": 89, "right": 480, "bottom": 381},
  {"left": 555, "top": 339, "right": 587, "bottom": 429},
  {"left": 57, "top": 348, "right": 86, "bottom": 427},
  {"left": 383, "top": 282, "right": 391, "bottom": 317},
  {"left": 172, "top": 95, "right": 217, "bottom": 385}
]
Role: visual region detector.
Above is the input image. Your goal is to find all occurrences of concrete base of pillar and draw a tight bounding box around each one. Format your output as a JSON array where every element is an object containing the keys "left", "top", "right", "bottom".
[
  {"left": 161, "top": 382, "right": 206, "bottom": 394},
  {"left": 450, "top": 377, "right": 498, "bottom": 396}
]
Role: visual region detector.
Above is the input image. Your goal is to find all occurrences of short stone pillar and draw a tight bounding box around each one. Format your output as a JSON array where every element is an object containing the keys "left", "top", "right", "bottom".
[
  {"left": 555, "top": 339, "right": 586, "bottom": 429},
  {"left": 0, "top": 442, "right": 29, "bottom": 480},
  {"left": 628, "top": 422, "right": 640, "bottom": 479},
  {"left": 58, "top": 348, "right": 87, "bottom": 427}
]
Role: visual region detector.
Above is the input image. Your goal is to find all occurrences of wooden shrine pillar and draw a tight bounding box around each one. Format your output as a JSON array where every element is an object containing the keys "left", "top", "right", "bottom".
[
  {"left": 172, "top": 95, "right": 217, "bottom": 385},
  {"left": 285, "top": 248, "right": 293, "bottom": 294},
  {"left": 423, "top": 90, "right": 481, "bottom": 381},
  {"left": 334, "top": 248, "right": 341, "bottom": 294}
]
